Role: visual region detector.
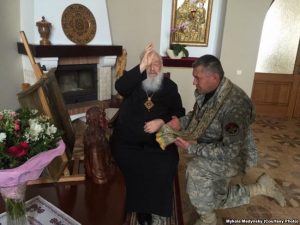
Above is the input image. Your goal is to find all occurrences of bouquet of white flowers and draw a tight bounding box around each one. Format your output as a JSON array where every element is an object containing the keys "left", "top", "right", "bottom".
[{"left": 0, "top": 108, "right": 65, "bottom": 225}]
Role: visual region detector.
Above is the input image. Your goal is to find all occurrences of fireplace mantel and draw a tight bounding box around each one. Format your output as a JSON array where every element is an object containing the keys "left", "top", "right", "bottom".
[{"left": 17, "top": 42, "right": 123, "bottom": 58}]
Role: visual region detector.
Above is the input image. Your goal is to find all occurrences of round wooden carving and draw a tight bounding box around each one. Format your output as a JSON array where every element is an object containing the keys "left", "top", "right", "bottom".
[{"left": 61, "top": 4, "right": 97, "bottom": 44}]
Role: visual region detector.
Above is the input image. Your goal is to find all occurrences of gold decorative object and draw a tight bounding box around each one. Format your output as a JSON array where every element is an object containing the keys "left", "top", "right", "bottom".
[
  {"left": 61, "top": 4, "right": 97, "bottom": 44},
  {"left": 36, "top": 16, "right": 52, "bottom": 45},
  {"left": 170, "top": 0, "right": 213, "bottom": 46},
  {"left": 144, "top": 91, "right": 155, "bottom": 111},
  {"left": 115, "top": 49, "right": 128, "bottom": 101},
  {"left": 144, "top": 98, "right": 154, "bottom": 111}
]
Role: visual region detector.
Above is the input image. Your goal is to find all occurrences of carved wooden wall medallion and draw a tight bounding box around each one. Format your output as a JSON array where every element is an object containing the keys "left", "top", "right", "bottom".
[{"left": 61, "top": 4, "right": 97, "bottom": 44}]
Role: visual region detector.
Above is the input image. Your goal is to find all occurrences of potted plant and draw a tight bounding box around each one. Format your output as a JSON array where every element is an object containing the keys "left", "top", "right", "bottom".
[{"left": 167, "top": 44, "right": 189, "bottom": 59}]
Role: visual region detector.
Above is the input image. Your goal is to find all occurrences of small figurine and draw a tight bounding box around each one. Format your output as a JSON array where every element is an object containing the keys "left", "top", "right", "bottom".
[{"left": 84, "top": 106, "right": 115, "bottom": 184}]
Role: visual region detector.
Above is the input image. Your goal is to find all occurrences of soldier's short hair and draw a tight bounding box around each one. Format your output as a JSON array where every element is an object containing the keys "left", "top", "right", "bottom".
[{"left": 192, "top": 55, "right": 224, "bottom": 79}]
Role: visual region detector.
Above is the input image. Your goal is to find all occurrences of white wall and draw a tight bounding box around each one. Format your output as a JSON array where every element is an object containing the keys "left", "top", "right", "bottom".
[
  {"left": 20, "top": 0, "right": 112, "bottom": 45},
  {"left": 220, "top": 0, "right": 272, "bottom": 96},
  {"left": 0, "top": 0, "right": 23, "bottom": 110},
  {"left": 163, "top": 67, "right": 194, "bottom": 111},
  {"left": 107, "top": 0, "right": 163, "bottom": 70}
]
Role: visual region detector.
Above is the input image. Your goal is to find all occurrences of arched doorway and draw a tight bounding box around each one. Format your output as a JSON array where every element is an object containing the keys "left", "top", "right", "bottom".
[{"left": 251, "top": 0, "right": 300, "bottom": 118}]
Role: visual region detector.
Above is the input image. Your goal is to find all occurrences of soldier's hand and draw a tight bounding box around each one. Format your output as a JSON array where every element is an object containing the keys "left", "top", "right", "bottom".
[
  {"left": 167, "top": 116, "right": 181, "bottom": 131},
  {"left": 174, "top": 137, "right": 190, "bottom": 150}
]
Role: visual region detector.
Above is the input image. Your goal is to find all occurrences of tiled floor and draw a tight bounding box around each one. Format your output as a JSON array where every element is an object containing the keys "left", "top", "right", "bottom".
[{"left": 178, "top": 117, "right": 300, "bottom": 225}]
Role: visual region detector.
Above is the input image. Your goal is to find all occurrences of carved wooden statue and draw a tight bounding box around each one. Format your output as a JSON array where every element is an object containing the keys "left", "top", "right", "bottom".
[
  {"left": 115, "top": 48, "right": 127, "bottom": 79},
  {"left": 84, "top": 106, "right": 115, "bottom": 184}
]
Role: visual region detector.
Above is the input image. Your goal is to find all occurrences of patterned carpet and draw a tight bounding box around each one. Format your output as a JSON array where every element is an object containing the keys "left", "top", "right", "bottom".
[{"left": 178, "top": 116, "right": 300, "bottom": 225}]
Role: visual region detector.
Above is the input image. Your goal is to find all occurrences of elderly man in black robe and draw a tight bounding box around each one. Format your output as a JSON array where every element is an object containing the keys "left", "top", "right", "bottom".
[{"left": 111, "top": 43, "right": 185, "bottom": 225}]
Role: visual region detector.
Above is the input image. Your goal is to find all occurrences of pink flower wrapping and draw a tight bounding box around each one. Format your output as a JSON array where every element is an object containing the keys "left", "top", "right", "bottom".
[{"left": 0, "top": 140, "right": 65, "bottom": 189}]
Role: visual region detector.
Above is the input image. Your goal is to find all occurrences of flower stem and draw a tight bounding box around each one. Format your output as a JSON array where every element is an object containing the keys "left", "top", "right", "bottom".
[{"left": 5, "top": 198, "right": 26, "bottom": 219}]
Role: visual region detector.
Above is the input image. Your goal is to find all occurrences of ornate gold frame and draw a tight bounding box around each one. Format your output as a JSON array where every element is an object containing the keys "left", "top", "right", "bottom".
[{"left": 170, "top": 0, "right": 213, "bottom": 46}]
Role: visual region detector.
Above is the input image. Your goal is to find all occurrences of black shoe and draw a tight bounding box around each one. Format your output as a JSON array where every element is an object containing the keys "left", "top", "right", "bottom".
[{"left": 136, "top": 212, "right": 152, "bottom": 225}]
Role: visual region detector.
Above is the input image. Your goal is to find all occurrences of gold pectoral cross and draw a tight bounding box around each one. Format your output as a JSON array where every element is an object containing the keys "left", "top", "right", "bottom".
[{"left": 144, "top": 97, "right": 154, "bottom": 111}]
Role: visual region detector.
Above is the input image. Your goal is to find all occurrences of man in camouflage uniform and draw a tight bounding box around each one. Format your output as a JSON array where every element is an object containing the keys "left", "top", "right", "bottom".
[{"left": 165, "top": 55, "right": 286, "bottom": 225}]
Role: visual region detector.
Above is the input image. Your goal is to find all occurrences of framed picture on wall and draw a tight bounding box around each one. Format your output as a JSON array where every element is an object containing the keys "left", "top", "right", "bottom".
[{"left": 170, "top": 0, "right": 213, "bottom": 46}]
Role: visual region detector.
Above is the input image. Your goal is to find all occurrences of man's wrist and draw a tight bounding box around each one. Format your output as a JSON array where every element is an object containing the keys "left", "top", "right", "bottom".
[{"left": 139, "top": 64, "right": 146, "bottom": 73}]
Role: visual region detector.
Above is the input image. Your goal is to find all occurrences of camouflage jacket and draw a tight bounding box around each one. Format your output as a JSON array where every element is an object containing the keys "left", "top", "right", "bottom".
[{"left": 180, "top": 77, "right": 257, "bottom": 173}]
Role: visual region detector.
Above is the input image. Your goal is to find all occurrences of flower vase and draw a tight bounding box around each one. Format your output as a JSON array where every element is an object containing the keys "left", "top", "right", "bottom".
[{"left": 0, "top": 183, "right": 29, "bottom": 225}]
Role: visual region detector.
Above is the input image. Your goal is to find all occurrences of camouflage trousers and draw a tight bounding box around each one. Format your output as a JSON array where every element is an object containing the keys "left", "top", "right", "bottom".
[{"left": 186, "top": 157, "right": 251, "bottom": 215}]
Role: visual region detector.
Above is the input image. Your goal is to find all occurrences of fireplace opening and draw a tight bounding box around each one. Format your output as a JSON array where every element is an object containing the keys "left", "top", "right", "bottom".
[{"left": 55, "top": 64, "right": 98, "bottom": 104}]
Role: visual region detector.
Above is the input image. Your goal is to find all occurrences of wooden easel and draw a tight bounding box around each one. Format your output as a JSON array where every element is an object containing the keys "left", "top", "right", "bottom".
[
  {"left": 19, "top": 31, "right": 51, "bottom": 116},
  {"left": 19, "top": 31, "right": 85, "bottom": 184}
]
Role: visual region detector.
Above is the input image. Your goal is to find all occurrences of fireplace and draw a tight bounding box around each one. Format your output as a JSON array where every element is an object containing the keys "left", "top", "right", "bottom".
[
  {"left": 19, "top": 1, "right": 123, "bottom": 105},
  {"left": 55, "top": 64, "right": 98, "bottom": 104},
  {"left": 18, "top": 43, "right": 122, "bottom": 103}
]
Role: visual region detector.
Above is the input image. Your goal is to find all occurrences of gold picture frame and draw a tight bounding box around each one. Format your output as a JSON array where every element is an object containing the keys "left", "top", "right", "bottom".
[{"left": 170, "top": 0, "right": 213, "bottom": 46}]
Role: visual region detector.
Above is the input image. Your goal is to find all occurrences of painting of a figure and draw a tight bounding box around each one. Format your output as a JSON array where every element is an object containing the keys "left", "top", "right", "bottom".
[{"left": 171, "top": 0, "right": 213, "bottom": 46}]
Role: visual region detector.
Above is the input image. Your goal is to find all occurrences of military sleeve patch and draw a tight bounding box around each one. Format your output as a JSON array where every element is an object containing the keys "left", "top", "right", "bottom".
[{"left": 225, "top": 122, "right": 239, "bottom": 136}]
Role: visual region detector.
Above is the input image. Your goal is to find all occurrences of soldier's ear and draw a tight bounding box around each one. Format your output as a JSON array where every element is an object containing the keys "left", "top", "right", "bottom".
[{"left": 211, "top": 72, "right": 220, "bottom": 82}]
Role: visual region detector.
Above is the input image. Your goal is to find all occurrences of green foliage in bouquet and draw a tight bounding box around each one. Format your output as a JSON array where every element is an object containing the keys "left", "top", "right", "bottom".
[
  {"left": 170, "top": 44, "right": 189, "bottom": 57},
  {"left": 0, "top": 108, "right": 62, "bottom": 169}
]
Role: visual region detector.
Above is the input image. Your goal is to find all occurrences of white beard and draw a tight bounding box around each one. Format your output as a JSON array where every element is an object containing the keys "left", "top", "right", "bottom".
[{"left": 142, "top": 73, "right": 164, "bottom": 92}]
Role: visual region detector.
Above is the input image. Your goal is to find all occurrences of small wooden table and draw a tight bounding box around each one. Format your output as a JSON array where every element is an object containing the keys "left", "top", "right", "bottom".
[{"left": 0, "top": 170, "right": 126, "bottom": 225}]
